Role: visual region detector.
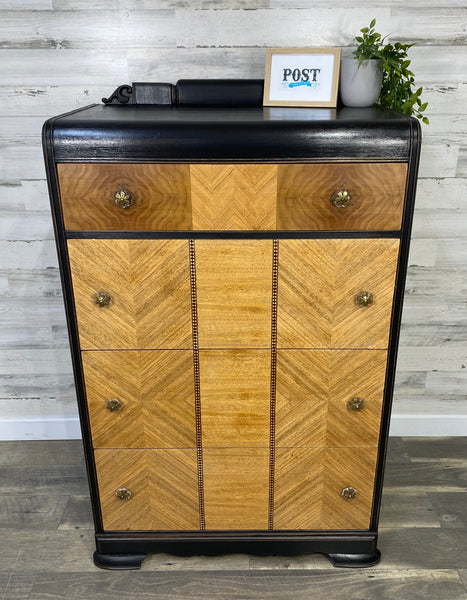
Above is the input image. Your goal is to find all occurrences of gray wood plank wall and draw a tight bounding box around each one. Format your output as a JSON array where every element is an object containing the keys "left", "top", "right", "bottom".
[{"left": 0, "top": 2, "right": 466, "bottom": 439}]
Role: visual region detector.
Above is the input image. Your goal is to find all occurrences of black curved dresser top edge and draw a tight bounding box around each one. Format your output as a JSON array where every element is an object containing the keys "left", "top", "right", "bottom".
[{"left": 47, "top": 79, "right": 416, "bottom": 162}]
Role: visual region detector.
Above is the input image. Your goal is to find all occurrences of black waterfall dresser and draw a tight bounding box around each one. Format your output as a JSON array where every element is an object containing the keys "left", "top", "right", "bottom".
[{"left": 43, "top": 80, "right": 421, "bottom": 569}]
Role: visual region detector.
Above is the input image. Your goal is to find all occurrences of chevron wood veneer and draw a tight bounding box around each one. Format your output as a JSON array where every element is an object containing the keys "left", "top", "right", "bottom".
[
  {"left": 276, "top": 349, "right": 387, "bottom": 449},
  {"left": 274, "top": 447, "right": 323, "bottom": 530},
  {"left": 277, "top": 163, "right": 407, "bottom": 231},
  {"left": 82, "top": 350, "right": 196, "bottom": 449},
  {"left": 274, "top": 447, "right": 378, "bottom": 530},
  {"left": 68, "top": 237, "right": 394, "bottom": 534},
  {"left": 190, "top": 164, "right": 277, "bottom": 230},
  {"left": 58, "top": 162, "right": 406, "bottom": 233},
  {"left": 67, "top": 239, "right": 193, "bottom": 350},
  {"left": 57, "top": 163, "right": 407, "bottom": 231},
  {"left": 277, "top": 239, "right": 400, "bottom": 349},
  {"left": 322, "top": 447, "right": 379, "bottom": 530},
  {"left": 94, "top": 448, "right": 199, "bottom": 531},
  {"left": 196, "top": 239, "right": 273, "bottom": 348},
  {"left": 203, "top": 448, "right": 270, "bottom": 530},
  {"left": 58, "top": 163, "right": 192, "bottom": 231},
  {"left": 276, "top": 350, "right": 328, "bottom": 448},
  {"left": 326, "top": 350, "right": 388, "bottom": 447}
]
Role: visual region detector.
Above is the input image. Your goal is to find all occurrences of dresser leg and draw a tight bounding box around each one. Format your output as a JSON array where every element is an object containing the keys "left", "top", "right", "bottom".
[
  {"left": 93, "top": 551, "right": 147, "bottom": 570},
  {"left": 327, "top": 549, "right": 381, "bottom": 568}
]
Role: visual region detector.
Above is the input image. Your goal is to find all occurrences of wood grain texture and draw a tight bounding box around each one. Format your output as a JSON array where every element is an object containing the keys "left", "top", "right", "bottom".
[
  {"left": 0, "top": 492, "right": 67, "bottom": 531},
  {"left": 326, "top": 350, "right": 388, "bottom": 447},
  {"left": 0, "top": 439, "right": 83, "bottom": 466},
  {"left": 278, "top": 238, "right": 334, "bottom": 348},
  {"left": 190, "top": 164, "right": 277, "bottom": 230},
  {"left": 277, "top": 163, "right": 407, "bottom": 230},
  {"left": 6, "top": 570, "right": 467, "bottom": 600},
  {"left": 331, "top": 239, "right": 399, "bottom": 349},
  {"left": 203, "top": 448, "right": 269, "bottom": 530},
  {"left": 277, "top": 239, "right": 400, "bottom": 349},
  {"left": 322, "top": 447, "right": 379, "bottom": 530},
  {"left": 0, "top": 348, "right": 74, "bottom": 409},
  {"left": 274, "top": 446, "right": 378, "bottom": 530},
  {"left": 274, "top": 447, "right": 323, "bottom": 530},
  {"left": 58, "top": 163, "right": 192, "bottom": 231},
  {"left": 276, "top": 349, "right": 387, "bottom": 448},
  {"left": 176, "top": 8, "right": 466, "bottom": 47},
  {"left": 67, "top": 239, "right": 192, "bottom": 350},
  {"left": 196, "top": 240, "right": 272, "bottom": 348},
  {"left": 94, "top": 448, "right": 199, "bottom": 531},
  {"left": 199, "top": 350, "right": 270, "bottom": 448},
  {"left": 82, "top": 350, "right": 196, "bottom": 449},
  {"left": 276, "top": 351, "right": 328, "bottom": 448},
  {"left": 0, "top": 9, "right": 176, "bottom": 49}
]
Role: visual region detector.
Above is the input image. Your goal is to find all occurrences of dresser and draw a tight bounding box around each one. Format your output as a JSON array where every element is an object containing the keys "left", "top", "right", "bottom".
[{"left": 43, "top": 79, "right": 421, "bottom": 569}]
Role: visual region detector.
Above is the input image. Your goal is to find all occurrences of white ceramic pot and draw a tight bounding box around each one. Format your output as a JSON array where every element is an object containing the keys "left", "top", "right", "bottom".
[{"left": 339, "top": 58, "right": 383, "bottom": 107}]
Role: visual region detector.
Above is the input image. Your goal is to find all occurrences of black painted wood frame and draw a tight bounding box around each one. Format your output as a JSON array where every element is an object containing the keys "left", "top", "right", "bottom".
[{"left": 43, "top": 81, "right": 421, "bottom": 570}]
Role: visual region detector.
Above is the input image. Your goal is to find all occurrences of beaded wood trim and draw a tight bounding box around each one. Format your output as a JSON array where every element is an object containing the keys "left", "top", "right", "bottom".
[
  {"left": 268, "top": 240, "right": 279, "bottom": 530},
  {"left": 189, "top": 240, "right": 205, "bottom": 530}
]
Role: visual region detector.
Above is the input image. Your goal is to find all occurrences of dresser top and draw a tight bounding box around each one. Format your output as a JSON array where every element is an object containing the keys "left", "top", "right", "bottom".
[{"left": 45, "top": 98, "right": 418, "bottom": 163}]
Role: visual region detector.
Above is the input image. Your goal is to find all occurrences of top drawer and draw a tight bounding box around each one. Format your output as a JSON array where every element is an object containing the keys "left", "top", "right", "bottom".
[
  {"left": 57, "top": 162, "right": 407, "bottom": 232},
  {"left": 57, "top": 163, "right": 192, "bottom": 231}
]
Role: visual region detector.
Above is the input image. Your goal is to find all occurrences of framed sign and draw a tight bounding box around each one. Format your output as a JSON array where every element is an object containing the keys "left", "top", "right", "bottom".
[{"left": 263, "top": 47, "right": 341, "bottom": 107}]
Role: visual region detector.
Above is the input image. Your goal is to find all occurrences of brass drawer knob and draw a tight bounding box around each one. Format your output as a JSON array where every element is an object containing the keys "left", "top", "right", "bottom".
[
  {"left": 114, "top": 189, "right": 133, "bottom": 209},
  {"left": 115, "top": 487, "right": 132, "bottom": 501},
  {"left": 106, "top": 398, "right": 123, "bottom": 412},
  {"left": 331, "top": 189, "right": 352, "bottom": 208},
  {"left": 94, "top": 291, "right": 111, "bottom": 307},
  {"left": 341, "top": 486, "right": 358, "bottom": 500},
  {"left": 355, "top": 291, "right": 373, "bottom": 307},
  {"left": 348, "top": 397, "right": 365, "bottom": 411}
]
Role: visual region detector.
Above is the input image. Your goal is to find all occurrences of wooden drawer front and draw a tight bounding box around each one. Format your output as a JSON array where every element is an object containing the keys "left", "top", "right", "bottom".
[
  {"left": 67, "top": 239, "right": 192, "bottom": 350},
  {"left": 58, "top": 162, "right": 405, "bottom": 232},
  {"left": 277, "top": 239, "right": 399, "bottom": 349},
  {"left": 58, "top": 163, "right": 192, "bottom": 231},
  {"left": 277, "top": 163, "right": 407, "bottom": 231},
  {"left": 196, "top": 240, "right": 273, "bottom": 348},
  {"left": 276, "top": 349, "right": 387, "bottom": 449},
  {"left": 82, "top": 350, "right": 196, "bottom": 449},
  {"left": 199, "top": 350, "right": 271, "bottom": 448},
  {"left": 95, "top": 448, "right": 199, "bottom": 531},
  {"left": 203, "top": 448, "right": 270, "bottom": 530},
  {"left": 274, "top": 447, "right": 378, "bottom": 530},
  {"left": 191, "top": 164, "right": 277, "bottom": 230}
]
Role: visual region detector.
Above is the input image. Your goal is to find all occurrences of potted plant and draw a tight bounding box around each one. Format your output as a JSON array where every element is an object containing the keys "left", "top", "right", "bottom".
[{"left": 340, "top": 18, "right": 429, "bottom": 124}]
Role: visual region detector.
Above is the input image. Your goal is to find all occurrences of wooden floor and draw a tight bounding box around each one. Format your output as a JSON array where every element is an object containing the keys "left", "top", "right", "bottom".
[{"left": 0, "top": 437, "right": 466, "bottom": 600}]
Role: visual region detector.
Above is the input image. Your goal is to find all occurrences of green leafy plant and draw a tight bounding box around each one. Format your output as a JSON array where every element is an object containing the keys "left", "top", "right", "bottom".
[{"left": 353, "top": 18, "right": 429, "bottom": 124}]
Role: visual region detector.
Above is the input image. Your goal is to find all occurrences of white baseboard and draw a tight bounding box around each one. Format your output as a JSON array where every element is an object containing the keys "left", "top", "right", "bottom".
[
  {"left": 389, "top": 414, "right": 467, "bottom": 437},
  {"left": 0, "top": 416, "right": 81, "bottom": 440},
  {"left": 0, "top": 414, "right": 466, "bottom": 441}
]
